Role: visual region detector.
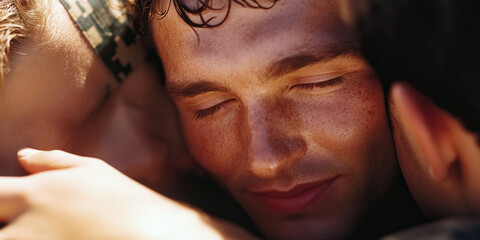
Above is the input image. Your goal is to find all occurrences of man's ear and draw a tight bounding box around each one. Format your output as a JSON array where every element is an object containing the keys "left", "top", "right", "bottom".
[{"left": 390, "top": 82, "right": 457, "bottom": 181}]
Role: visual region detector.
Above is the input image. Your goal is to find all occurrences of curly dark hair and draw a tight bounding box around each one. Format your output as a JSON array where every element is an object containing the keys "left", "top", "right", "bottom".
[{"left": 126, "top": 0, "right": 278, "bottom": 35}]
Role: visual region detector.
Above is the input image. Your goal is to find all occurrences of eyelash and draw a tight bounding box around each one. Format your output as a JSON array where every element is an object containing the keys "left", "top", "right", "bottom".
[
  {"left": 194, "top": 77, "right": 345, "bottom": 120},
  {"left": 195, "top": 104, "right": 224, "bottom": 120},
  {"left": 294, "top": 76, "right": 345, "bottom": 90}
]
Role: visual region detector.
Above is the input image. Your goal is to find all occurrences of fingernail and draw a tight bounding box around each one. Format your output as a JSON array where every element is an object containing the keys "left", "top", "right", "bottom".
[{"left": 18, "top": 148, "right": 41, "bottom": 159}]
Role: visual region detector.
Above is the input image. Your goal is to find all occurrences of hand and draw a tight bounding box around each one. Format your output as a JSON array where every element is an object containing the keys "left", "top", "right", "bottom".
[{"left": 0, "top": 149, "right": 257, "bottom": 240}]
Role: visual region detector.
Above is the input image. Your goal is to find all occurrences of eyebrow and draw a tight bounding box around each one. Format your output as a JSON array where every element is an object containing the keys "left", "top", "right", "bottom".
[
  {"left": 167, "top": 43, "right": 361, "bottom": 99},
  {"left": 264, "top": 43, "right": 361, "bottom": 79},
  {"left": 167, "top": 80, "right": 228, "bottom": 99}
]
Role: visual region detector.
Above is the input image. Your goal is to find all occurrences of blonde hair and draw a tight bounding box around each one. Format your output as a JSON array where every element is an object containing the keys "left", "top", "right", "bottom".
[{"left": 0, "top": 0, "right": 40, "bottom": 86}]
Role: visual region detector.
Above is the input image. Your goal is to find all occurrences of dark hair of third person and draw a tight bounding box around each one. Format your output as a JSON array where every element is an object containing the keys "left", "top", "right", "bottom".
[{"left": 351, "top": 0, "right": 480, "bottom": 134}]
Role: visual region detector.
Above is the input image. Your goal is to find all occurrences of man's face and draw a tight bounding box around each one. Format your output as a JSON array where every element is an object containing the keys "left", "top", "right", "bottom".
[
  {"left": 153, "top": 0, "right": 396, "bottom": 238},
  {"left": 0, "top": 1, "right": 118, "bottom": 175}
]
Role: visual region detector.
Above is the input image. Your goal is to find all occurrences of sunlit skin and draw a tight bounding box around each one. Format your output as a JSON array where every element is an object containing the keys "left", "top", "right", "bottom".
[
  {"left": 0, "top": 0, "right": 117, "bottom": 175},
  {"left": 152, "top": 0, "right": 397, "bottom": 239},
  {"left": 0, "top": 0, "right": 187, "bottom": 196}
]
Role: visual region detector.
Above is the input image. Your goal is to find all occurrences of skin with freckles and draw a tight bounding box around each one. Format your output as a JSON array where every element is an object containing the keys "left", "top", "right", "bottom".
[{"left": 151, "top": 0, "right": 397, "bottom": 239}]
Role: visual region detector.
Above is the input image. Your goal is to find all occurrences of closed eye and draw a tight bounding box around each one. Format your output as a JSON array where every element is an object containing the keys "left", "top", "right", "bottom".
[
  {"left": 293, "top": 76, "right": 345, "bottom": 90},
  {"left": 194, "top": 99, "right": 234, "bottom": 120}
]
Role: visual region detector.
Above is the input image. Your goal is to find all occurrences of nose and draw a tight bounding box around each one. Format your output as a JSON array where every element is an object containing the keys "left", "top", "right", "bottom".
[{"left": 244, "top": 102, "right": 307, "bottom": 179}]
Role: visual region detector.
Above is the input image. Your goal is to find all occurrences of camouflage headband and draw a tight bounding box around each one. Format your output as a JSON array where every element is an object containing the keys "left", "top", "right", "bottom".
[{"left": 59, "top": 0, "right": 146, "bottom": 81}]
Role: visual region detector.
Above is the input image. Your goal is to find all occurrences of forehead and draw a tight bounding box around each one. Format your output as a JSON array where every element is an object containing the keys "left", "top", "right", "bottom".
[{"left": 152, "top": 0, "right": 355, "bottom": 79}]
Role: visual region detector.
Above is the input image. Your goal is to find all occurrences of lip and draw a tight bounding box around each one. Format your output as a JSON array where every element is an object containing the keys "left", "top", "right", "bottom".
[{"left": 248, "top": 176, "right": 337, "bottom": 215}]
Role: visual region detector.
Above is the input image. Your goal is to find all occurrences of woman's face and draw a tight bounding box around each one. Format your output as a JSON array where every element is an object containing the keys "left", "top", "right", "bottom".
[
  {"left": 0, "top": 1, "right": 189, "bottom": 195},
  {"left": 0, "top": 1, "right": 118, "bottom": 175}
]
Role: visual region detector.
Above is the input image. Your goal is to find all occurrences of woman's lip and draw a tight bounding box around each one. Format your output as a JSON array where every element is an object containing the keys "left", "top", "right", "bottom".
[{"left": 248, "top": 177, "right": 337, "bottom": 215}]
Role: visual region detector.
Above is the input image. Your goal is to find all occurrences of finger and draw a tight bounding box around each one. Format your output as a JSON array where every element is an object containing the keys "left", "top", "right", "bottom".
[
  {"left": 0, "top": 226, "right": 27, "bottom": 240},
  {"left": 0, "top": 177, "right": 28, "bottom": 222},
  {"left": 0, "top": 217, "right": 38, "bottom": 240},
  {"left": 17, "top": 148, "right": 99, "bottom": 174}
]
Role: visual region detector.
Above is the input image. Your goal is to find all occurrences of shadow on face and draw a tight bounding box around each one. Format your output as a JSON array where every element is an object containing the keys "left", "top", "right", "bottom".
[
  {"left": 151, "top": 0, "right": 398, "bottom": 239},
  {"left": 342, "top": 0, "right": 480, "bottom": 219}
]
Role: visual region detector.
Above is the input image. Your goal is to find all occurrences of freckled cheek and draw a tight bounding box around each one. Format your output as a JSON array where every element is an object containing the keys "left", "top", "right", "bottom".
[
  {"left": 180, "top": 114, "right": 243, "bottom": 182},
  {"left": 293, "top": 86, "right": 390, "bottom": 161}
]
